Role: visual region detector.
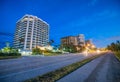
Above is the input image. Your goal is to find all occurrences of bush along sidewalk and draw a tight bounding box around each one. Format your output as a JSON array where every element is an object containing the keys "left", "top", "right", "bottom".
[
  {"left": 0, "top": 47, "right": 21, "bottom": 59},
  {"left": 0, "top": 52, "right": 21, "bottom": 60},
  {"left": 114, "top": 51, "right": 120, "bottom": 61},
  {"left": 0, "top": 56, "right": 21, "bottom": 60},
  {"left": 107, "top": 41, "right": 120, "bottom": 61},
  {"left": 25, "top": 53, "right": 106, "bottom": 82}
]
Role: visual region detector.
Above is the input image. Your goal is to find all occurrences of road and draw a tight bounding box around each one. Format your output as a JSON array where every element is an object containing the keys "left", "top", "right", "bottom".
[
  {"left": 57, "top": 52, "right": 120, "bottom": 82},
  {"left": 0, "top": 53, "right": 95, "bottom": 82}
]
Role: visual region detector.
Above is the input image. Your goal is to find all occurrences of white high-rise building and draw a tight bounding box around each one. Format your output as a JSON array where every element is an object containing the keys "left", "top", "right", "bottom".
[{"left": 14, "top": 14, "right": 49, "bottom": 50}]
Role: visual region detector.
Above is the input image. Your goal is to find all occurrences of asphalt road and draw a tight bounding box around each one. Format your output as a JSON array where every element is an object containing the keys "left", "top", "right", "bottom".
[
  {"left": 0, "top": 53, "right": 95, "bottom": 82},
  {"left": 58, "top": 52, "right": 120, "bottom": 82}
]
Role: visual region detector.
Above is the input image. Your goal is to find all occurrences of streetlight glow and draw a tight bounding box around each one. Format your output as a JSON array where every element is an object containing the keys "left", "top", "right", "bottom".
[{"left": 96, "top": 49, "right": 100, "bottom": 54}]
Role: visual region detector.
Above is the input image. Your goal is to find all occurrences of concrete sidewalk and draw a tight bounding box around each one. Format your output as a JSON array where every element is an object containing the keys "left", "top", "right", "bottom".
[{"left": 57, "top": 53, "right": 113, "bottom": 82}]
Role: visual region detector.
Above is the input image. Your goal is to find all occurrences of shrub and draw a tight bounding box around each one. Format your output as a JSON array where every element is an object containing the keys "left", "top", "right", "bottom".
[
  {"left": 107, "top": 40, "right": 120, "bottom": 60},
  {"left": 0, "top": 52, "right": 21, "bottom": 56},
  {"left": 32, "top": 48, "right": 42, "bottom": 55},
  {"left": 114, "top": 51, "right": 120, "bottom": 61}
]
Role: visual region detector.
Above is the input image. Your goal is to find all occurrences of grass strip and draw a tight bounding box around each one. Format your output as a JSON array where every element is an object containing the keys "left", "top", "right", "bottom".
[
  {"left": 114, "top": 51, "right": 120, "bottom": 61},
  {"left": 0, "top": 56, "right": 21, "bottom": 60},
  {"left": 25, "top": 53, "right": 105, "bottom": 82}
]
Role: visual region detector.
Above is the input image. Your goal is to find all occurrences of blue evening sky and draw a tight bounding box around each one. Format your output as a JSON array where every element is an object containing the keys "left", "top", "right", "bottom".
[{"left": 0, "top": 0, "right": 120, "bottom": 48}]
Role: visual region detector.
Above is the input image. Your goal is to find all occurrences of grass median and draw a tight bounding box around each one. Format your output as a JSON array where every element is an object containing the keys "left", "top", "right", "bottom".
[
  {"left": 114, "top": 51, "right": 120, "bottom": 61},
  {"left": 0, "top": 56, "right": 21, "bottom": 60},
  {"left": 25, "top": 53, "right": 106, "bottom": 82}
]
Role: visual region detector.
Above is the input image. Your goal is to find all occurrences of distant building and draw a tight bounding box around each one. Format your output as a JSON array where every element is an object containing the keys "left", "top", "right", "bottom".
[
  {"left": 77, "top": 34, "right": 85, "bottom": 46},
  {"left": 61, "top": 34, "right": 85, "bottom": 52},
  {"left": 61, "top": 34, "right": 96, "bottom": 52},
  {"left": 14, "top": 14, "right": 49, "bottom": 50},
  {"left": 61, "top": 34, "right": 85, "bottom": 46},
  {"left": 61, "top": 36, "right": 78, "bottom": 46},
  {"left": 85, "top": 40, "right": 93, "bottom": 46},
  {"left": 85, "top": 39, "right": 96, "bottom": 49}
]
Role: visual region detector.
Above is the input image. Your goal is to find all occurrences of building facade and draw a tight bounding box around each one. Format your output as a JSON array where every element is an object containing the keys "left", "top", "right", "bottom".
[
  {"left": 61, "top": 34, "right": 85, "bottom": 52},
  {"left": 61, "top": 34, "right": 85, "bottom": 46},
  {"left": 77, "top": 34, "right": 85, "bottom": 46},
  {"left": 61, "top": 36, "right": 78, "bottom": 46},
  {"left": 85, "top": 39, "right": 95, "bottom": 49},
  {"left": 14, "top": 14, "right": 49, "bottom": 50}
]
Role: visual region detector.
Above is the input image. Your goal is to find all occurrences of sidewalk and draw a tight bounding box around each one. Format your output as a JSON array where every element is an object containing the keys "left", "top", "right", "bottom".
[{"left": 57, "top": 54, "right": 110, "bottom": 82}]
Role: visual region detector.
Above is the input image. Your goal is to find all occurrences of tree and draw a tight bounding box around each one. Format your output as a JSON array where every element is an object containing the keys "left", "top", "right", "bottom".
[
  {"left": 61, "top": 45, "right": 77, "bottom": 53},
  {"left": 32, "top": 48, "right": 42, "bottom": 55},
  {"left": 107, "top": 41, "right": 120, "bottom": 52}
]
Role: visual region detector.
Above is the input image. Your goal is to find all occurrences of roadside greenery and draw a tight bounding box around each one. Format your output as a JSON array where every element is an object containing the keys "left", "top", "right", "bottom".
[
  {"left": 25, "top": 53, "right": 105, "bottom": 82},
  {"left": 0, "top": 42, "right": 21, "bottom": 57},
  {"left": 0, "top": 56, "right": 21, "bottom": 59},
  {"left": 62, "top": 45, "right": 77, "bottom": 53},
  {"left": 0, "top": 47, "right": 21, "bottom": 59},
  {"left": 32, "top": 48, "right": 62, "bottom": 56},
  {"left": 107, "top": 41, "right": 120, "bottom": 60},
  {"left": 60, "top": 45, "right": 86, "bottom": 53},
  {"left": 32, "top": 47, "right": 42, "bottom": 55},
  {"left": 0, "top": 52, "right": 21, "bottom": 56}
]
